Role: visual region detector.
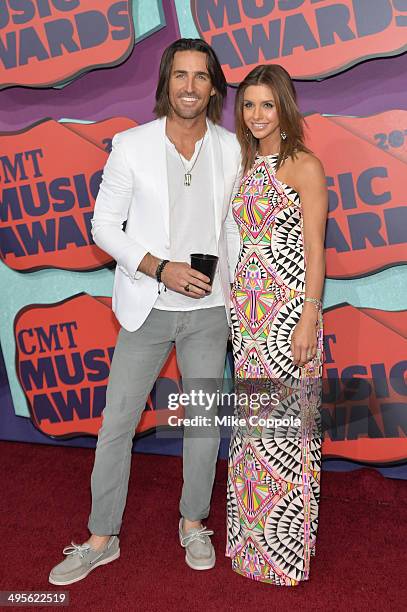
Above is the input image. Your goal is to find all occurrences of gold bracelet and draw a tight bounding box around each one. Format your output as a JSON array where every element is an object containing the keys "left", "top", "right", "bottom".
[{"left": 304, "top": 297, "right": 322, "bottom": 310}]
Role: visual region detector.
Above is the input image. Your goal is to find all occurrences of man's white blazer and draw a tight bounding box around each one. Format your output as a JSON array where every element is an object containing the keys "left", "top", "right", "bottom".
[{"left": 91, "top": 117, "right": 241, "bottom": 331}]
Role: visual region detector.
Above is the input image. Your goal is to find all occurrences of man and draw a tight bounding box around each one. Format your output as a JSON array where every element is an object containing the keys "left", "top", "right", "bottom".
[{"left": 49, "top": 38, "right": 240, "bottom": 585}]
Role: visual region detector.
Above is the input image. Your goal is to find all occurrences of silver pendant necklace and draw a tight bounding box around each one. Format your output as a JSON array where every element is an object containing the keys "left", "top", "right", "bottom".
[{"left": 168, "top": 132, "right": 206, "bottom": 186}]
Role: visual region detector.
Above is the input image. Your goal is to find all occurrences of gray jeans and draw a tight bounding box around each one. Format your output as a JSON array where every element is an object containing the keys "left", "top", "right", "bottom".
[{"left": 88, "top": 306, "right": 229, "bottom": 535}]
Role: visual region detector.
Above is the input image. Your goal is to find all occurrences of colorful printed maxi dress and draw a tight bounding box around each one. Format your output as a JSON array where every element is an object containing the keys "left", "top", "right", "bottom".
[{"left": 226, "top": 154, "right": 323, "bottom": 586}]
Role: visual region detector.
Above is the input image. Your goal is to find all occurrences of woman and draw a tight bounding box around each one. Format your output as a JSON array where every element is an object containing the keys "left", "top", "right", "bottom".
[{"left": 226, "top": 64, "right": 328, "bottom": 586}]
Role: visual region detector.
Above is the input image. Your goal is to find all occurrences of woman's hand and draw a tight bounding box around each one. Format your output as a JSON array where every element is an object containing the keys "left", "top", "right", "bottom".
[{"left": 290, "top": 312, "right": 318, "bottom": 367}]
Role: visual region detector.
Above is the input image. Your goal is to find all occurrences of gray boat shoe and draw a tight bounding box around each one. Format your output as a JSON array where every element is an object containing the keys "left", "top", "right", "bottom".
[
  {"left": 179, "top": 518, "right": 215, "bottom": 570},
  {"left": 49, "top": 536, "right": 120, "bottom": 585}
]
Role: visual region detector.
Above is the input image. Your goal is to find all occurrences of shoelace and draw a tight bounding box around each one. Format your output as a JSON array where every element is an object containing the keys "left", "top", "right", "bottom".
[
  {"left": 62, "top": 543, "right": 91, "bottom": 559},
  {"left": 180, "top": 526, "right": 214, "bottom": 548}
]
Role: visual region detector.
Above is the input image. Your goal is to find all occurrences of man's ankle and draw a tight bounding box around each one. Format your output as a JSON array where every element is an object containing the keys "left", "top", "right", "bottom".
[
  {"left": 87, "top": 534, "right": 111, "bottom": 551},
  {"left": 182, "top": 518, "right": 202, "bottom": 533}
]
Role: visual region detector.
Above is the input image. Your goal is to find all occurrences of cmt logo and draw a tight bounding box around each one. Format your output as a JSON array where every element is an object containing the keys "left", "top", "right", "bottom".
[
  {"left": 0, "top": 117, "right": 136, "bottom": 272},
  {"left": 14, "top": 293, "right": 182, "bottom": 438},
  {"left": 0, "top": 0, "right": 134, "bottom": 89},
  {"left": 193, "top": 0, "right": 407, "bottom": 81}
]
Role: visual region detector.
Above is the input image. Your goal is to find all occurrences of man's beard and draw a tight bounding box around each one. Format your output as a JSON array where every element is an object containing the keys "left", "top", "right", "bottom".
[{"left": 169, "top": 93, "right": 208, "bottom": 120}]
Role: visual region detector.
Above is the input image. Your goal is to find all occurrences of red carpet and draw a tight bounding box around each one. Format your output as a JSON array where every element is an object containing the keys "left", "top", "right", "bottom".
[{"left": 1, "top": 441, "right": 406, "bottom": 611}]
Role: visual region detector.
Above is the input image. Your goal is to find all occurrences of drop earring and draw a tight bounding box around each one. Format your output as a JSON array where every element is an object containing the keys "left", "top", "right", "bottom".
[{"left": 280, "top": 130, "right": 287, "bottom": 140}]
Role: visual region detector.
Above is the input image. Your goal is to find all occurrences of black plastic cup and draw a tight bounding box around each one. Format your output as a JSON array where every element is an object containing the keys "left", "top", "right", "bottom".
[{"left": 190, "top": 253, "right": 218, "bottom": 286}]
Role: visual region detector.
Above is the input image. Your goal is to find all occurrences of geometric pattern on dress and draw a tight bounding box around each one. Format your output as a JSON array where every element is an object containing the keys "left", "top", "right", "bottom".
[
  {"left": 265, "top": 385, "right": 307, "bottom": 438},
  {"left": 308, "top": 438, "right": 322, "bottom": 492},
  {"left": 226, "top": 460, "right": 244, "bottom": 552},
  {"left": 232, "top": 536, "right": 272, "bottom": 582},
  {"left": 233, "top": 250, "right": 286, "bottom": 338},
  {"left": 233, "top": 341, "right": 273, "bottom": 379},
  {"left": 309, "top": 471, "right": 321, "bottom": 554},
  {"left": 252, "top": 436, "right": 305, "bottom": 485},
  {"left": 266, "top": 295, "right": 304, "bottom": 379},
  {"left": 232, "top": 537, "right": 302, "bottom": 586},
  {"left": 230, "top": 303, "right": 244, "bottom": 363},
  {"left": 233, "top": 443, "right": 285, "bottom": 525},
  {"left": 272, "top": 206, "right": 305, "bottom": 292},
  {"left": 230, "top": 380, "right": 305, "bottom": 441},
  {"left": 234, "top": 160, "right": 288, "bottom": 243},
  {"left": 227, "top": 153, "right": 323, "bottom": 585},
  {"left": 233, "top": 183, "right": 274, "bottom": 240},
  {"left": 231, "top": 536, "right": 290, "bottom": 584},
  {"left": 262, "top": 488, "right": 307, "bottom": 582}
]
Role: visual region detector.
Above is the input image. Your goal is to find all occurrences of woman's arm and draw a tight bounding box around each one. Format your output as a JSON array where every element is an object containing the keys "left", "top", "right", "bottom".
[{"left": 290, "top": 153, "right": 328, "bottom": 367}]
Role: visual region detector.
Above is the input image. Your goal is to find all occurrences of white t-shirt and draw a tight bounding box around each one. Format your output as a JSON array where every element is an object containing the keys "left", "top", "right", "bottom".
[{"left": 154, "top": 132, "right": 225, "bottom": 311}]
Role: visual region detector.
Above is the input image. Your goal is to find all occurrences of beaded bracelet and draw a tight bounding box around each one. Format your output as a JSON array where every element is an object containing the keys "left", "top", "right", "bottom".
[
  {"left": 155, "top": 259, "right": 169, "bottom": 294},
  {"left": 304, "top": 296, "right": 322, "bottom": 311}
]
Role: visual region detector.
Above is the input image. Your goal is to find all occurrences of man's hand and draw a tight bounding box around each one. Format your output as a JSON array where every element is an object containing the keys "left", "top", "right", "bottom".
[{"left": 161, "top": 262, "right": 211, "bottom": 297}]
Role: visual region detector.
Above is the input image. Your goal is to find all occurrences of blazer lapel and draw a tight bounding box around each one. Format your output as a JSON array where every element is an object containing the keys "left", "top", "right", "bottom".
[{"left": 207, "top": 120, "right": 224, "bottom": 239}]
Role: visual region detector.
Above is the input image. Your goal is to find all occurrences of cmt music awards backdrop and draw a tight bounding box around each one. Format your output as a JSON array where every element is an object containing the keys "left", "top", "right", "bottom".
[{"left": 0, "top": 1, "right": 406, "bottom": 477}]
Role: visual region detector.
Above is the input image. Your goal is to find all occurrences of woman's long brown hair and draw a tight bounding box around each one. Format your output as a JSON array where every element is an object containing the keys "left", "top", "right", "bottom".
[{"left": 235, "top": 64, "right": 310, "bottom": 174}]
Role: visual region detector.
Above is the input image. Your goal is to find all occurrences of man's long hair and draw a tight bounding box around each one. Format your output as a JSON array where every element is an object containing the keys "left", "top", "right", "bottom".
[
  {"left": 154, "top": 38, "right": 227, "bottom": 124},
  {"left": 235, "top": 64, "right": 310, "bottom": 174}
]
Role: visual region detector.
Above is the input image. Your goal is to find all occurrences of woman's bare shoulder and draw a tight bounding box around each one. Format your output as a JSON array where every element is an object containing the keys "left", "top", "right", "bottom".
[
  {"left": 282, "top": 151, "right": 326, "bottom": 194},
  {"left": 292, "top": 150, "right": 324, "bottom": 173}
]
